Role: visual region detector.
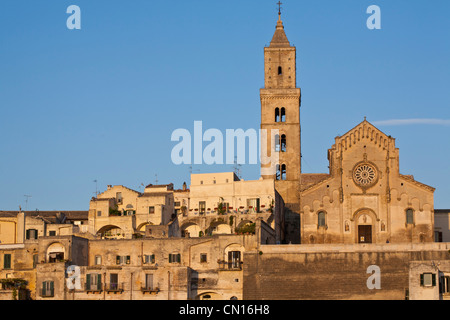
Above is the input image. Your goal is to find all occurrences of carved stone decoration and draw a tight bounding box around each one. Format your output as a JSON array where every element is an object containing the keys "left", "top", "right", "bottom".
[{"left": 353, "top": 162, "right": 379, "bottom": 189}]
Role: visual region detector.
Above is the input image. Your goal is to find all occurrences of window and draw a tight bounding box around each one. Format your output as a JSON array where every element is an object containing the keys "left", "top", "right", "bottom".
[
  {"left": 406, "top": 209, "right": 414, "bottom": 225},
  {"left": 145, "top": 274, "right": 154, "bottom": 290},
  {"left": 86, "top": 273, "right": 102, "bottom": 291},
  {"left": 116, "top": 192, "right": 123, "bottom": 204},
  {"left": 420, "top": 273, "right": 436, "bottom": 287},
  {"left": 247, "top": 198, "right": 261, "bottom": 213},
  {"left": 116, "top": 255, "right": 130, "bottom": 265},
  {"left": 200, "top": 253, "right": 207, "bottom": 263},
  {"left": 435, "top": 231, "right": 443, "bottom": 242},
  {"left": 275, "top": 108, "right": 280, "bottom": 122},
  {"left": 199, "top": 201, "right": 206, "bottom": 214},
  {"left": 278, "top": 66, "right": 283, "bottom": 75},
  {"left": 281, "top": 134, "right": 287, "bottom": 152},
  {"left": 280, "top": 108, "right": 286, "bottom": 122},
  {"left": 281, "top": 164, "right": 287, "bottom": 181},
  {"left": 97, "top": 210, "right": 102, "bottom": 217},
  {"left": 49, "top": 231, "right": 56, "bottom": 237},
  {"left": 318, "top": 211, "right": 326, "bottom": 227},
  {"left": 109, "top": 274, "right": 119, "bottom": 290},
  {"left": 26, "top": 229, "right": 38, "bottom": 240},
  {"left": 41, "top": 281, "right": 54, "bottom": 297},
  {"left": 149, "top": 206, "right": 155, "bottom": 214},
  {"left": 174, "top": 202, "right": 181, "bottom": 207},
  {"left": 95, "top": 255, "right": 102, "bottom": 265},
  {"left": 276, "top": 164, "right": 281, "bottom": 181},
  {"left": 3, "top": 254, "right": 11, "bottom": 269},
  {"left": 228, "top": 251, "right": 241, "bottom": 269},
  {"left": 144, "top": 254, "right": 155, "bottom": 264},
  {"left": 440, "top": 275, "right": 450, "bottom": 295},
  {"left": 169, "top": 253, "right": 181, "bottom": 263},
  {"left": 275, "top": 134, "right": 280, "bottom": 152}
]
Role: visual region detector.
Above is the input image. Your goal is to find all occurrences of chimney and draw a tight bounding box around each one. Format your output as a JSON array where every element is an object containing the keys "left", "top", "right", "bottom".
[
  {"left": 107, "top": 185, "right": 112, "bottom": 190},
  {"left": 17, "top": 211, "right": 26, "bottom": 244}
]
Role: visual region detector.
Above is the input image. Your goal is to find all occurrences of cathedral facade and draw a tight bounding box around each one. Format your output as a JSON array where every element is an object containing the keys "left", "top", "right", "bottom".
[{"left": 261, "top": 14, "right": 435, "bottom": 245}]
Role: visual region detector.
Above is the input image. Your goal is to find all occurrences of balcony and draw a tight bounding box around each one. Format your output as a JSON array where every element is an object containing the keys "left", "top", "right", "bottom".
[
  {"left": 84, "top": 282, "right": 103, "bottom": 293},
  {"left": 105, "top": 283, "right": 124, "bottom": 294},
  {"left": 218, "top": 260, "right": 243, "bottom": 271},
  {"left": 140, "top": 286, "right": 160, "bottom": 295}
]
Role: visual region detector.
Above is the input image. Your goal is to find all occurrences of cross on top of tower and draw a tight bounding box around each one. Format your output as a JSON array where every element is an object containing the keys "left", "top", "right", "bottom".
[{"left": 277, "top": 1, "right": 283, "bottom": 16}]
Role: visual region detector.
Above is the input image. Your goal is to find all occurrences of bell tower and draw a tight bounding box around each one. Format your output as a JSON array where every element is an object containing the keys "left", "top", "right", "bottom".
[{"left": 260, "top": 9, "right": 302, "bottom": 210}]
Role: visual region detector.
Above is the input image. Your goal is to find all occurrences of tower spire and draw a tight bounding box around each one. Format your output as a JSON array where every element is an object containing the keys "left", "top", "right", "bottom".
[{"left": 270, "top": 2, "right": 290, "bottom": 48}]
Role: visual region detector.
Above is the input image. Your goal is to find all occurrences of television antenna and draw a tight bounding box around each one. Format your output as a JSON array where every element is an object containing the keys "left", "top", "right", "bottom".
[
  {"left": 93, "top": 180, "right": 98, "bottom": 197},
  {"left": 24, "top": 195, "right": 32, "bottom": 211},
  {"left": 233, "top": 156, "right": 242, "bottom": 179}
]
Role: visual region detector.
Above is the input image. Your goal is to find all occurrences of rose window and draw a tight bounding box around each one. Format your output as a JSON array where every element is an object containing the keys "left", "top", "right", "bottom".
[{"left": 353, "top": 163, "right": 377, "bottom": 187}]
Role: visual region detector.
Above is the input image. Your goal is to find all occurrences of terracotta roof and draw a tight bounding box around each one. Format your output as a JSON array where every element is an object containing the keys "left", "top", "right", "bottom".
[
  {"left": 0, "top": 211, "right": 89, "bottom": 221},
  {"left": 299, "top": 174, "right": 332, "bottom": 191},
  {"left": 145, "top": 183, "right": 174, "bottom": 190}
]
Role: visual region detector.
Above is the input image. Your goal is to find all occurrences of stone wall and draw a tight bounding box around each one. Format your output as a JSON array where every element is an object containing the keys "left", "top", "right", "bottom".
[{"left": 243, "top": 243, "right": 450, "bottom": 300}]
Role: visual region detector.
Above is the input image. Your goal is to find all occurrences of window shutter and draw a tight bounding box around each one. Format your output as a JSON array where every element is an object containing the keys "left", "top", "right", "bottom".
[
  {"left": 97, "top": 274, "right": 102, "bottom": 290},
  {"left": 4, "top": 254, "right": 11, "bottom": 269},
  {"left": 432, "top": 274, "right": 436, "bottom": 287},
  {"left": 420, "top": 274, "right": 424, "bottom": 286},
  {"left": 177, "top": 254, "right": 181, "bottom": 263},
  {"left": 151, "top": 254, "right": 155, "bottom": 263},
  {"left": 50, "top": 281, "right": 54, "bottom": 295},
  {"left": 126, "top": 256, "right": 130, "bottom": 264},
  {"left": 169, "top": 254, "right": 172, "bottom": 263},
  {"left": 26, "top": 229, "right": 30, "bottom": 240},
  {"left": 86, "top": 274, "right": 91, "bottom": 289},
  {"left": 116, "top": 256, "right": 120, "bottom": 265},
  {"left": 42, "top": 282, "right": 46, "bottom": 296}
]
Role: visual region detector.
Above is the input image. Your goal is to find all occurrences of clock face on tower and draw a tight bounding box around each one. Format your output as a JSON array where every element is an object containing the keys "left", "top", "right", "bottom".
[{"left": 353, "top": 162, "right": 378, "bottom": 189}]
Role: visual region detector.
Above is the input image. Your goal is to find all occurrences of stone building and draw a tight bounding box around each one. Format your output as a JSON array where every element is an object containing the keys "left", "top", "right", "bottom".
[
  {"left": 177, "top": 172, "right": 285, "bottom": 243},
  {"left": 88, "top": 184, "right": 175, "bottom": 239},
  {"left": 1, "top": 8, "right": 449, "bottom": 301},
  {"left": 299, "top": 119, "right": 435, "bottom": 245},
  {"left": 33, "top": 219, "right": 273, "bottom": 300},
  {"left": 434, "top": 209, "right": 450, "bottom": 242}
]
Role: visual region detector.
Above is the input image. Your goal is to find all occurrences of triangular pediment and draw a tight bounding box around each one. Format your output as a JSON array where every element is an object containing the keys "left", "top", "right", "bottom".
[{"left": 332, "top": 119, "right": 396, "bottom": 152}]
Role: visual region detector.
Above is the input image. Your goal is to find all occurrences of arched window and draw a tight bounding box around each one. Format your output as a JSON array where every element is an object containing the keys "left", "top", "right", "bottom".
[
  {"left": 275, "top": 108, "right": 280, "bottom": 122},
  {"left": 281, "top": 134, "right": 286, "bottom": 152},
  {"left": 276, "top": 164, "right": 281, "bottom": 181},
  {"left": 278, "top": 66, "right": 283, "bottom": 75},
  {"left": 281, "top": 164, "right": 287, "bottom": 181},
  {"left": 406, "top": 209, "right": 414, "bottom": 225},
  {"left": 281, "top": 108, "right": 286, "bottom": 122},
  {"left": 275, "top": 134, "right": 280, "bottom": 152},
  {"left": 318, "top": 211, "right": 326, "bottom": 227}
]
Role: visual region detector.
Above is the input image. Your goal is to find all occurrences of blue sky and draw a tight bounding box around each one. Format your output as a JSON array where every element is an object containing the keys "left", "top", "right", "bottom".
[{"left": 0, "top": 0, "right": 449, "bottom": 210}]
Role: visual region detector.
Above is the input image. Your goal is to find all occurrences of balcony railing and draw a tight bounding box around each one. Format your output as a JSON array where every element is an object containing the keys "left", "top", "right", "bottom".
[
  {"left": 84, "top": 282, "right": 103, "bottom": 292},
  {"left": 105, "top": 283, "right": 124, "bottom": 293},
  {"left": 140, "top": 286, "right": 160, "bottom": 294},
  {"left": 218, "top": 261, "right": 243, "bottom": 271}
]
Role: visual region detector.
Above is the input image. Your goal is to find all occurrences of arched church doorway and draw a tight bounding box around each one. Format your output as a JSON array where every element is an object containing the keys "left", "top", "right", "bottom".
[{"left": 354, "top": 209, "right": 377, "bottom": 244}]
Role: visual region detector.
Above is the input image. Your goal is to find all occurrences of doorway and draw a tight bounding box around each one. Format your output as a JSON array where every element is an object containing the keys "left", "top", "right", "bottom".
[{"left": 358, "top": 225, "right": 372, "bottom": 243}]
